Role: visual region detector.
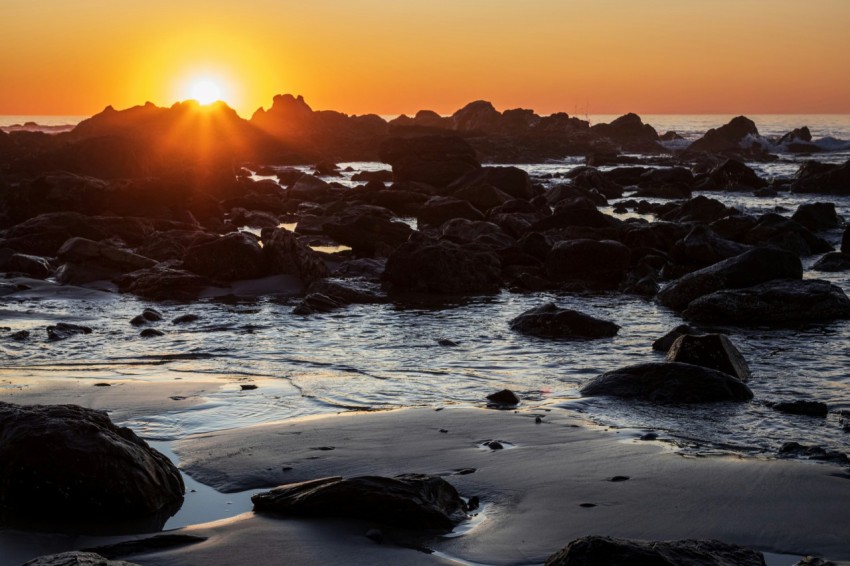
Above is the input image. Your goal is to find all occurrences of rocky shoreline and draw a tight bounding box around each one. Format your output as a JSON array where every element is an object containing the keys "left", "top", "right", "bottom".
[{"left": 2, "top": 98, "right": 850, "bottom": 564}]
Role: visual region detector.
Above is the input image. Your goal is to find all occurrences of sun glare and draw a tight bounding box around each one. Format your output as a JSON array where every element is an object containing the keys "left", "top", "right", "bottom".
[{"left": 190, "top": 79, "right": 223, "bottom": 105}]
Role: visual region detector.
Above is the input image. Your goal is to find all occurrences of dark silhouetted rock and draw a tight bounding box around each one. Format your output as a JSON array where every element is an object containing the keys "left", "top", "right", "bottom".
[
  {"left": 418, "top": 196, "right": 484, "bottom": 227},
  {"left": 439, "top": 218, "right": 514, "bottom": 249},
  {"left": 773, "top": 400, "right": 828, "bottom": 418},
  {"left": 183, "top": 232, "right": 266, "bottom": 281},
  {"left": 20, "top": 551, "right": 140, "bottom": 566},
  {"left": 791, "top": 160, "right": 850, "bottom": 195},
  {"left": 546, "top": 239, "right": 631, "bottom": 290},
  {"left": 545, "top": 536, "right": 766, "bottom": 566},
  {"left": 688, "top": 116, "right": 762, "bottom": 154},
  {"left": 590, "top": 113, "right": 663, "bottom": 152},
  {"left": 4, "top": 253, "right": 52, "bottom": 278},
  {"left": 262, "top": 227, "right": 329, "bottom": 284},
  {"left": 486, "top": 389, "right": 520, "bottom": 405},
  {"left": 117, "top": 265, "right": 210, "bottom": 301},
  {"left": 379, "top": 135, "right": 479, "bottom": 188},
  {"left": 791, "top": 202, "right": 842, "bottom": 232},
  {"left": 509, "top": 303, "right": 619, "bottom": 340},
  {"left": 743, "top": 213, "right": 832, "bottom": 256},
  {"left": 778, "top": 126, "right": 812, "bottom": 145},
  {"left": 47, "top": 323, "right": 93, "bottom": 341},
  {"left": 684, "top": 279, "right": 850, "bottom": 324},
  {"left": 569, "top": 168, "right": 624, "bottom": 199},
  {"left": 701, "top": 159, "right": 767, "bottom": 191},
  {"left": 666, "top": 334, "right": 751, "bottom": 381},
  {"left": 580, "top": 362, "right": 753, "bottom": 403},
  {"left": 660, "top": 196, "right": 736, "bottom": 224},
  {"left": 0, "top": 402, "right": 183, "bottom": 522},
  {"left": 251, "top": 474, "right": 468, "bottom": 531},
  {"left": 812, "top": 252, "right": 850, "bottom": 272},
  {"left": 652, "top": 324, "right": 698, "bottom": 352},
  {"left": 171, "top": 314, "right": 200, "bottom": 324},
  {"left": 292, "top": 293, "right": 342, "bottom": 315},
  {"left": 140, "top": 328, "right": 165, "bottom": 338},
  {"left": 383, "top": 238, "right": 501, "bottom": 294},
  {"left": 670, "top": 225, "right": 752, "bottom": 267},
  {"left": 449, "top": 166, "right": 538, "bottom": 200},
  {"left": 452, "top": 183, "right": 514, "bottom": 212},
  {"left": 56, "top": 237, "right": 156, "bottom": 281},
  {"left": 657, "top": 247, "right": 803, "bottom": 311}
]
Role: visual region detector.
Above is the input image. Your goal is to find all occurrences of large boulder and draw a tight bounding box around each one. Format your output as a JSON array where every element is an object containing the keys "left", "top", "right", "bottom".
[
  {"left": 660, "top": 196, "right": 736, "bottom": 224},
  {"left": 417, "top": 196, "right": 484, "bottom": 227},
  {"left": 687, "top": 116, "right": 762, "bottom": 154},
  {"left": 183, "top": 232, "right": 266, "bottom": 281},
  {"left": 509, "top": 303, "right": 619, "bottom": 340},
  {"left": 262, "top": 227, "right": 330, "bottom": 283},
  {"left": 701, "top": 159, "right": 767, "bottom": 191},
  {"left": 590, "top": 113, "right": 662, "bottom": 152},
  {"left": 683, "top": 279, "right": 850, "bottom": 324},
  {"left": 546, "top": 239, "right": 631, "bottom": 290},
  {"left": 379, "top": 135, "right": 480, "bottom": 188},
  {"left": 670, "top": 225, "right": 752, "bottom": 267},
  {"left": 383, "top": 238, "right": 501, "bottom": 294},
  {"left": 666, "top": 334, "right": 751, "bottom": 381},
  {"left": 116, "top": 264, "right": 210, "bottom": 300},
  {"left": 0, "top": 402, "right": 183, "bottom": 523},
  {"left": 545, "top": 536, "right": 766, "bottom": 566},
  {"left": 323, "top": 213, "right": 413, "bottom": 257},
  {"left": 790, "top": 202, "right": 842, "bottom": 232},
  {"left": 791, "top": 160, "right": 850, "bottom": 195},
  {"left": 580, "top": 362, "right": 753, "bottom": 403},
  {"left": 449, "top": 166, "right": 538, "bottom": 200},
  {"left": 3, "top": 253, "right": 52, "bottom": 278},
  {"left": 657, "top": 247, "right": 803, "bottom": 311},
  {"left": 251, "top": 474, "right": 469, "bottom": 531},
  {"left": 55, "top": 237, "right": 158, "bottom": 284},
  {"left": 743, "top": 213, "right": 832, "bottom": 256}
]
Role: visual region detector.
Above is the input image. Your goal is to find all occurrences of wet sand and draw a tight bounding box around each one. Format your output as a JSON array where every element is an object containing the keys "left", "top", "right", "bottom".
[{"left": 4, "top": 378, "right": 847, "bottom": 565}]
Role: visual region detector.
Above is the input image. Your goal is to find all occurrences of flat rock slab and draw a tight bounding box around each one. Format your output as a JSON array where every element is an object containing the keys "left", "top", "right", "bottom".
[
  {"left": 252, "top": 474, "right": 469, "bottom": 531},
  {"left": 21, "top": 551, "right": 140, "bottom": 566},
  {"left": 580, "top": 362, "right": 753, "bottom": 403}
]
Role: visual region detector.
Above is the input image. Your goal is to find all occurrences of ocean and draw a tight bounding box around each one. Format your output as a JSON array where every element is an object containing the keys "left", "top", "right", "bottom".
[{"left": 2, "top": 112, "right": 850, "bottom": 455}]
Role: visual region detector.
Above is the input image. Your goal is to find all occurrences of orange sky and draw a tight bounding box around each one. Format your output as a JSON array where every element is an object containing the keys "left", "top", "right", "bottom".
[{"left": 2, "top": 0, "right": 849, "bottom": 117}]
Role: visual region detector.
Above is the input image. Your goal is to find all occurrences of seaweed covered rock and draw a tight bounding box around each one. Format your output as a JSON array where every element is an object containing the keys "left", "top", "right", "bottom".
[
  {"left": 252, "top": 474, "right": 468, "bottom": 531},
  {"left": 509, "top": 302, "right": 619, "bottom": 340},
  {"left": 545, "top": 536, "right": 766, "bottom": 566},
  {"left": 580, "top": 362, "right": 753, "bottom": 403},
  {"left": 683, "top": 279, "right": 850, "bottom": 324},
  {"left": 0, "top": 402, "right": 184, "bottom": 523},
  {"left": 657, "top": 247, "right": 802, "bottom": 311}
]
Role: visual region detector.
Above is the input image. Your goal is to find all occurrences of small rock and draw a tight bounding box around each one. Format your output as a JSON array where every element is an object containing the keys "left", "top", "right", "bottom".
[
  {"left": 10, "top": 330, "right": 30, "bottom": 341},
  {"left": 93, "top": 383, "right": 111, "bottom": 387},
  {"left": 535, "top": 416, "right": 543, "bottom": 424},
  {"left": 240, "top": 384, "right": 258, "bottom": 391},
  {"left": 439, "top": 429, "right": 448, "bottom": 433},
  {"left": 365, "top": 528, "right": 384, "bottom": 544},
  {"left": 486, "top": 389, "right": 520, "bottom": 406},
  {"left": 640, "top": 433, "right": 658, "bottom": 441},
  {"left": 467, "top": 496, "right": 480, "bottom": 511},
  {"left": 772, "top": 400, "right": 829, "bottom": 418},
  {"left": 609, "top": 476, "right": 630, "bottom": 482},
  {"left": 651, "top": 324, "right": 698, "bottom": 352},
  {"left": 579, "top": 503, "right": 597, "bottom": 508},
  {"left": 130, "top": 315, "right": 148, "bottom": 326},
  {"left": 485, "top": 440, "right": 504, "bottom": 450},
  {"left": 140, "top": 328, "right": 165, "bottom": 338},
  {"left": 779, "top": 442, "right": 849, "bottom": 464},
  {"left": 172, "top": 314, "right": 200, "bottom": 324},
  {"left": 141, "top": 308, "right": 163, "bottom": 322},
  {"left": 437, "top": 339, "right": 459, "bottom": 347},
  {"left": 47, "top": 323, "right": 93, "bottom": 341}
]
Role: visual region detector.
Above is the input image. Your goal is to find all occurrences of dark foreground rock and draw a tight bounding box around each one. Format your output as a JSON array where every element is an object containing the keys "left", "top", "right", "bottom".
[
  {"left": 652, "top": 324, "right": 699, "bottom": 352},
  {"left": 545, "top": 536, "right": 766, "bottom": 566},
  {"left": 251, "top": 474, "right": 468, "bottom": 531},
  {"left": 772, "top": 400, "right": 829, "bottom": 418},
  {"left": 657, "top": 247, "right": 803, "bottom": 311},
  {"left": 46, "top": 322, "right": 93, "bottom": 341},
  {"left": 580, "top": 362, "right": 753, "bottom": 403},
  {"left": 545, "top": 239, "right": 631, "bottom": 290},
  {"left": 509, "top": 303, "right": 619, "bottom": 340},
  {"left": 683, "top": 279, "right": 850, "bottom": 324},
  {"left": 383, "top": 238, "right": 501, "bottom": 294},
  {"left": 666, "top": 334, "right": 751, "bottom": 381},
  {"left": 20, "top": 551, "right": 140, "bottom": 566},
  {"left": 0, "top": 402, "right": 183, "bottom": 522}
]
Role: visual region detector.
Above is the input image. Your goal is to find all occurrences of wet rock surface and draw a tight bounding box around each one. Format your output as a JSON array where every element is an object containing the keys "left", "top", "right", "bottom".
[
  {"left": 251, "top": 474, "right": 468, "bottom": 531},
  {"left": 509, "top": 302, "right": 620, "bottom": 340},
  {"left": 545, "top": 536, "right": 766, "bottom": 566},
  {"left": 580, "top": 362, "right": 753, "bottom": 403},
  {"left": 665, "top": 334, "right": 751, "bottom": 381},
  {"left": 0, "top": 402, "right": 184, "bottom": 524}
]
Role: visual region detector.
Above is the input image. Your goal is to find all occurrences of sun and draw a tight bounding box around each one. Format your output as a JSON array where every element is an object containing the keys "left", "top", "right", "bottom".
[{"left": 189, "top": 79, "right": 222, "bottom": 105}]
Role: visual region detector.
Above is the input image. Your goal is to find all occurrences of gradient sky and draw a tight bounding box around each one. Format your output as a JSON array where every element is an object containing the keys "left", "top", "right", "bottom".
[{"left": 2, "top": 0, "right": 849, "bottom": 117}]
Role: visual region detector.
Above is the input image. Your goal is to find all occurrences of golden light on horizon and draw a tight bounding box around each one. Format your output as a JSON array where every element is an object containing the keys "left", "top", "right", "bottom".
[{"left": 189, "top": 79, "right": 224, "bottom": 105}]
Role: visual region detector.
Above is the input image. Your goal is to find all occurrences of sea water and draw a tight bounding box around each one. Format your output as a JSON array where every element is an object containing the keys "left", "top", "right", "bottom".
[{"left": 1, "top": 114, "right": 850, "bottom": 461}]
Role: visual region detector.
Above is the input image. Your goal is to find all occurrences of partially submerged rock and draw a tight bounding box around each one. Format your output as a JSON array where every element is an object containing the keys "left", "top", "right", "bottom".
[
  {"left": 0, "top": 402, "right": 184, "bottom": 523},
  {"left": 47, "top": 322, "right": 93, "bottom": 341},
  {"left": 509, "top": 303, "right": 619, "bottom": 340},
  {"left": 486, "top": 389, "right": 520, "bottom": 406},
  {"left": 652, "top": 324, "right": 698, "bottom": 352},
  {"left": 683, "top": 279, "right": 850, "bottom": 324},
  {"left": 666, "top": 334, "right": 751, "bottom": 381},
  {"left": 580, "top": 362, "right": 753, "bottom": 403},
  {"left": 545, "top": 535, "right": 766, "bottom": 566},
  {"left": 772, "top": 400, "right": 829, "bottom": 418},
  {"left": 251, "top": 474, "right": 468, "bottom": 531},
  {"left": 383, "top": 238, "right": 501, "bottom": 294},
  {"left": 657, "top": 247, "right": 803, "bottom": 311},
  {"left": 545, "top": 239, "right": 631, "bottom": 290}
]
